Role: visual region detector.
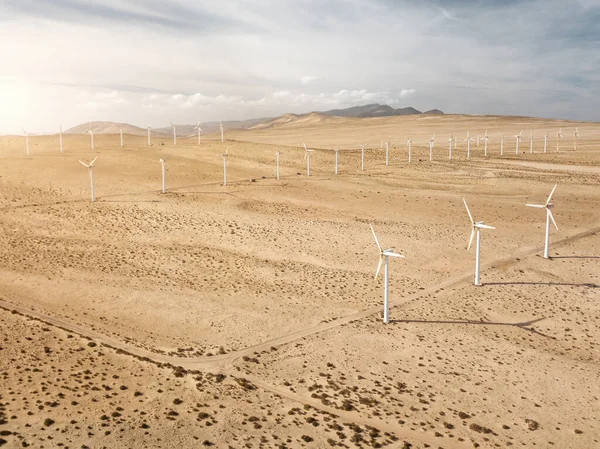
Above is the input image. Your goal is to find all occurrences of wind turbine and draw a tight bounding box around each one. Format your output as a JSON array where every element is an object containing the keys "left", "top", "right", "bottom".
[
  {"left": 573, "top": 127, "right": 580, "bottom": 150},
  {"left": 429, "top": 134, "right": 435, "bottom": 162},
  {"left": 482, "top": 131, "right": 489, "bottom": 156},
  {"left": 463, "top": 199, "right": 495, "bottom": 286},
  {"left": 221, "top": 147, "right": 228, "bottom": 186},
  {"left": 514, "top": 130, "right": 523, "bottom": 155},
  {"left": 79, "top": 157, "right": 98, "bottom": 203},
  {"left": 526, "top": 184, "right": 558, "bottom": 259},
  {"left": 334, "top": 146, "right": 340, "bottom": 175},
  {"left": 499, "top": 132, "right": 505, "bottom": 156},
  {"left": 170, "top": 121, "right": 177, "bottom": 145},
  {"left": 448, "top": 135, "right": 455, "bottom": 160},
  {"left": 220, "top": 122, "right": 224, "bottom": 143},
  {"left": 556, "top": 128, "right": 562, "bottom": 152},
  {"left": 476, "top": 133, "right": 480, "bottom": 147},
  {"left": 370, "top": 224, "right": 404, "bottom": 324},
  {"left": 275, "top": 150, "right": 282, "bottom": 180},
  {"left": 407, "top": 138, "right": 412, "bottom": 164},
  {"left": 543, "top": 132, "right": 548, "bottom": 153},
  {"left": 86, "top": 122, "right": 95, "bottom": 151},
  {"left": 147, "top": 125, "right": 152, "bottom": 146},
  {"left": 22, "top": 128, "right": 30, "bottom": 157},
  {"left": 529, "top": 131, "right": 535, "bottom": 154},
  {"left": 360, "top": 141, "right": 370, "bottom": 171},
  {"left": 59, "top": 124, "right": 63, "bottom": 153},
  {"left": 303, "top": 143, "right": 314, "bottom": 176},
  {"left": 194, "top": 121, "right": 202, "bottom": 145},
  {"left": 463, "top": 131, "right": 475, "bottom": 158},
  {"left": 119, "top": 126, "right": 124, "bottom": 148},
  {"left": 159, "top": 156, "right": 170, "bottom": 193},
  {"left": 385, "top": 138, "right": 391, "bottom": 166}
]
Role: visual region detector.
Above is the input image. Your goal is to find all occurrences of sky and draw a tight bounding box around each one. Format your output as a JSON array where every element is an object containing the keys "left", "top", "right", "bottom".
[{"left": 0, "top": 0, "right": 599, "bottom": 134}]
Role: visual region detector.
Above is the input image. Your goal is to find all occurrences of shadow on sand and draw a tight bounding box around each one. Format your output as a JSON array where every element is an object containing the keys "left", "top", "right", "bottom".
[{"left": 484, "top": 281, "right": 599, "bottom": 288}]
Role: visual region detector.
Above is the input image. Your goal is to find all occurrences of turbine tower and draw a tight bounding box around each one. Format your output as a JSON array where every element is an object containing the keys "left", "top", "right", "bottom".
[
  {"left": 220, "top": 122, "right": 224, "bottom": 143},
  {"left": 448, "top": 135, "right": 455, "bottom": 160},
  {"left": 482, "top": 131, "right": 489, "bottom": 156},
  {"left": 159, "top": 156, "right": 170, "bottom": 193},
  {"left": 573, "top": 127, "right": 579, "bottom": 150},
  {"left": 499, "top": 133, "right": 505, "bottom": 156},
  {"left": 556, "top": 128, "right": 562, "bottom": 152},
  {"left": 543, "top": 132, "right": 548, "bottom": 153},
  {"left": 360, "top": 141, "right": 370, "bottom": 171},
  {"left": 194, "top": 121, "right": 202, "bottom": 145},
  {"left": 22, "top": 128, "right": 30, "bottom": 157},
  {"left": 86, "top": 122, "right": 95, "bottom": 151},
  {"left": 303, "top": 143, "right": 314, "bottom": 176},
  {"left": 407, "top": 138, "right": 412, "bottom": 164},
  {"left": 526, "top": 184, "right": 559, "bottom": 259},
  {"left": 463, "top": 199, "right": 495, "bottom": 286},
  {"left": 370, "top": 224, "right": 404, "bottom": 324},
  {"left": 119, "top": 126, "right": 124, "bottom": 148},
  {"left": 429, "top": 134, "right": 435, "bottom": 162},
  {"left": 529, "top": 131, "right": 535, "bottom": 154},
  {"left": 275, "top": 150, "right": 281, "bottom": 180},
  {"left": 221, "top": 147, "right": 228, "bottom": 186},
  {"left": 147, "top": 125, "right": 152, "bottom": 146},
  {"left": 79, "top": 157, "right": 98, "bottom": 203},
  {"left": 334, "top": 146, "right": 340, "bottom": 175},
  {"left": 170, "top": 122, "right": 177, "bottom": 145},
  {"left": 385, "top": 138, "right": 391, "bottom": 166}
]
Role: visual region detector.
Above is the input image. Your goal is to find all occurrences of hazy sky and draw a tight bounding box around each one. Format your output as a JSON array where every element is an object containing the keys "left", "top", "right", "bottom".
[{"left": 1, "top": 0, "right": 599, "bottom": 134}]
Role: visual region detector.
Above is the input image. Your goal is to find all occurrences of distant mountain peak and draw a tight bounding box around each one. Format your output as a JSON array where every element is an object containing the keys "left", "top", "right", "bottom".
[{"left": 320, "top": 103, "right": 443, "bottom": 118}]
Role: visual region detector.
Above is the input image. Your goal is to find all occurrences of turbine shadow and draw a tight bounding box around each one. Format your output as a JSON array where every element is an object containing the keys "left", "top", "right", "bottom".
[
  {"left": 484, "top": 281, "right": 599, "bottom": 288},
  {"left": 390, "top": 317, "right": 553, "bottom": 338},
  {"left": 552, "top": 256, "right": 600, "bottom": 260}
]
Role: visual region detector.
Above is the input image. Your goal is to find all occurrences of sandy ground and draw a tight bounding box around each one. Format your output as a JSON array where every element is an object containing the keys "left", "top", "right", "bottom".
[{"left": 0, "top": 114, "right": 599, "bottom": 448}]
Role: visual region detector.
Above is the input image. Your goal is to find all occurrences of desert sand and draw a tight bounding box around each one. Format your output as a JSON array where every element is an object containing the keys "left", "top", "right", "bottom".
[{"left": 1, "top": 113, "right": 599, "bottom": 448}]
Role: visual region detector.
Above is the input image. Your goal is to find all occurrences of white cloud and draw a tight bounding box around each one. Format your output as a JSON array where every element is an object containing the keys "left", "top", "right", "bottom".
[
  {"left": 399, "top": 89, "right": 416, "bottom": 98},
  {"left": 301, "top": 76, "right": 319, "bottom": 85}
]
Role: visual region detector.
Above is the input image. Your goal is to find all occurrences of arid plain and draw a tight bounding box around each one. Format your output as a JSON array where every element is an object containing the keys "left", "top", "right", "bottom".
[{"left": 1, "top": 113, "right": 599, "bottom": 448}]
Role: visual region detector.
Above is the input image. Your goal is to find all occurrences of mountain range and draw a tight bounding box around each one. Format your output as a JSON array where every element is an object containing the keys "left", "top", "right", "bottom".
[{"left": 64, "top": 103, "right": 443, "bottom": 135}]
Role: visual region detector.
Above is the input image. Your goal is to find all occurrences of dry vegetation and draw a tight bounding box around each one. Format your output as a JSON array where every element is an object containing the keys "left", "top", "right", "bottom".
[{"left": 0, "top": 113, "right": 599, "bottom": 448}]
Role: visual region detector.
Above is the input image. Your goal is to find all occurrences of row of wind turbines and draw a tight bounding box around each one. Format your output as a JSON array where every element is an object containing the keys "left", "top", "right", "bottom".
[{"left": 371, "top": 184, "right": 559, "bottom": 323}]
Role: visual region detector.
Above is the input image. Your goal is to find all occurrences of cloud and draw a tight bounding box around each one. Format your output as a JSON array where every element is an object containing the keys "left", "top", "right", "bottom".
[{"left": 301, "top": 76, "right": 319, "bottom": 85}]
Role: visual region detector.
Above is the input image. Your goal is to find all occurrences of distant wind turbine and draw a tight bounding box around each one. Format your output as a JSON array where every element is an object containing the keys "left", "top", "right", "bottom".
[
  {"left": 79, "top": 157, "right": 98, "bottom": 203},
  {"left": 275, "top": 150, "right": 282, "bottom": 180},
  {"left": 482, "top": 131, "right": 489, "bottom": 156},
  {"left": 22, "top": 128, "right": 30, "bottom": 157},
  {"left": 543, "top": 132, "right": 548, "bottom": 153},
  {"left": 499, "top": 132, "right": 505, "bottom": 156},
  {"left": 119, "top": 126, "right": 124, "bottom": 148},
  {"left": 147, "top": 125, "right": 152, "bottom": 146},
  {"left": 170, "top": 121, "right": 177, "bottom": 145},
  {"left": 429, "top": 134, "right": 435, "bottom": 162},
  {"left": 194, "top": 121, "right": 202, "bottom": 145},
  {"left": 448, "top": 135, "right": 455, "bottom": 160},
  {"left": 463, "top": 198, "right": 495, "bottom": 286},
  {"left": 556, "top": 128, "right": 562, "bottom": 152},
  {"left": 220, "top": 122, "right": 224, "bottom": 143},
  {"left": 463, "top": 131, "right": 475, "bottom": 158},
  {"left": 221, "top": 147, "right": 228, "bottom": 186},
  {"left": 407, "top": 138, "right": 412, "bottom": 164},
  {"left": 385, "top": 138, "right": 391, "bottom": 166},
  {"left": 526, "top": 184, "right": 559, "bottom": 259},
  {"left": 335, "top": 146, "right": 340, "bottom": 175},
  {"left": 159, "top": 156, "right": 170, "bottom": 193},
  {"left": 304, "top": 143, "right": 314, "bottom": 176},
  {"left": 360, "top": 141, "right": 370, "bottom": 171},
  {"left": 573, "top": 127, "right": 579, "bottom": 150},
  {"left": 370, "top": 224, "right": 405, "bottom": 324},
  {"left": 514, "top": 130, "right": 523, "bottom": 155},
  {"left": 529, "top": 131, "right": 535, "bottom": 154},
  {"left": 86, "top": 122, "right": 95, "bottom": 151}
]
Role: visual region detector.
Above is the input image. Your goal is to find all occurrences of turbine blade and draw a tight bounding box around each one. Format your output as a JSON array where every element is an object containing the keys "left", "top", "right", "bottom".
[
  {"left": 525, "top": 204, "right": 546, "bottom": 208},
  {"left": 370, "top": 224, "right": 382, "bottom": 252},
  {"left": 467, "top": 228, "right": 475, "bottom": 251},
  {"left": 375, "top": 256, "right": 383, "bottom": 280},
  {"left": 548, "top": 209, "right": 559, "bottom": 230},
  {"left": 463, "top": 198, "right": 474, "bottom": 225},
  {"left": 79, "top": 161, "right": 89, "bottom": 168},
  {"left": 477, "top": 224, "right": 495, "bottom": 230},
  {"left": 384, "top": 251, "right": 405, "bottom": 258},
  {"left": 546, "top": 184, "right": 558, "bottom": 206},
  {"left": 303, "top": 143, "right": 308, "bottom": 151},
  {"left": 89, "top": 156, "right": 98, "bottom": 166}
]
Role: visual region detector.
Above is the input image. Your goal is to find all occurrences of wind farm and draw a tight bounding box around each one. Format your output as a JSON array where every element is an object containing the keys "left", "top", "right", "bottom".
[{"left": 1, "top": 111, "right": 600, "bottom": 449}]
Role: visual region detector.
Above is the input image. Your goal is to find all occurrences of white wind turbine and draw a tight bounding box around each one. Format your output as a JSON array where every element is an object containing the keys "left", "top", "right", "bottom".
[
  {"left": 429, "top": 134, "right": 435, "bottom": 162},
  {"left": 476, "top": 133, "right": 480, "bottom": 147},
  {"left": 499, "top": 132, "right": 505, "bottom": 156},
  {"left": 529, "top": 131, "right": 535, "bottom": 154},
  {"left": 159, "top": 156, "right": 170, "bottom": 193},
  {"left": 360, "top": 141, "right": 370, "bottom": 171},
  {"left": 407, "top": 138, "right": 412, "bottom": 163},
  {"left": 573, "top": 127, "right": 580, "bottom": 150},
  {"left": 556, "top": 128, "right": 562, "bottom": 152},
  {"left": 463, "top": 199, "right": 495, "bottom": 286},
  {"left": 86, "top": 122, "right": 95, "bottom": 151},
  {"left": 334, "top": 146, "right": 340, "bottom": 175},
  {"left": 275, "top": 149, "right": 282, "bottom": 180},
  {"left": 221, "top": 147, "right": 229, "bottom": 186},
  {"left": 370, "top": 224, "right": 405, "bottom": 324},
  {"left": 448, "top": 134, "right": 455, "bottom": 160},
  {"left": 194, "top": 121, "right": 202, "bottom": 145},
  {"left": 59, "top": 124, "right": 63, "bottom": 153},
  {"left": 119, "top": 126, "right": 124, "bottom": 148},
  {"left": 543, "top": 132, "right": 548, "bottom": 153},
  {"left": 482, "top": 130, "right": 489, "bottom": 156},
  {"left": 22, "top": 128, "right": 30, "bottom": 157},
  {"left": 303, "top": 143, "right": 314, "bottom": 176},
  {"left": 526, "top": 184, "right": 559, "bottom": 259},
  {"left": 220, "top": 122, "right": 224, "bottom": 143},
  {"left": 385, "top": 138, "right": 391, "bottom": 166},
  {"left": 147, "top": 125, "right": 152, "bottom": 146},
  {"left": 170, "top": 121, "right": 177, "bottom": 145},
  {"left": 79, "top": 156, "right": 98, "bottom": 203},
  {"left": 514, "top": 130, "right": 523, "bottom": 155},
  {"left": 463, "top": 131, "right": 475, "bottom": 158}
]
